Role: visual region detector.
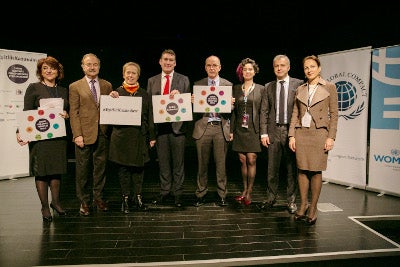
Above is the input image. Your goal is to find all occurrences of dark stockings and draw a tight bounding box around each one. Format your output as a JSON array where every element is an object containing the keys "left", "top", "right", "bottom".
[
  {"left": 238, "top": 152, "right": 257, "bottom": 202},
  {"left": 35, "top": 175, "right": 64, "bottom": 217}
]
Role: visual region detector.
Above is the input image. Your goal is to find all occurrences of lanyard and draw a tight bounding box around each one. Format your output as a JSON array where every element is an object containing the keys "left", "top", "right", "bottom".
[
  {"left": 242, "top": 83, "right": 255, "bottom": 103},
  {"left": 242, "top": 83, "right": 255, "bottom": 114}
]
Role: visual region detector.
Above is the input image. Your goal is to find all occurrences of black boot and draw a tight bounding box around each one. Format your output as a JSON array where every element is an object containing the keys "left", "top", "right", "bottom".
[
  {"left": 121, "top": 195, "right": 130, "bottom": 213},
  {"left": 136, "top": 194, "right": 148, "bottom": 211}
]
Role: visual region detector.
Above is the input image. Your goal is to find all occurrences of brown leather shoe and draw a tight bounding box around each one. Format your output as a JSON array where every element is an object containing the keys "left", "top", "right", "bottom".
[
  {"left": 79, "top": 203, "right": 90, "bottom": 216},
  {"left": 93, "top": 199, "right": 109, "bottom": 211}
]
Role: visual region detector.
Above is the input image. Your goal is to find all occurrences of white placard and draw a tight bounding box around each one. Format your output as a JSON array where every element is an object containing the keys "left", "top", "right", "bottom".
[
  {"left": 39, "top": 98, "right": 64, "bottom": 110},
  {"left": 16, "top": 108, "right": 66, "bottom": 142},
  {"left": 100, "top": 95, "right": 142, "bottom": 125},
  {"left": 193, "top": 85, "right": 232, "bottom": 113},
  {"left": 152, "top": 93, "right": 192, "bottom": 123}
]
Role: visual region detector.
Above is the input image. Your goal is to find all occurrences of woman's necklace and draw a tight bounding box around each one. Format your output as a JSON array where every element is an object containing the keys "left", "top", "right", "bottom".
[
  {"left": 42, "top": 81, "right": 56, "bottom": 87},
  {"left": 241, "top": 83, "right": 255, "bottom": 100},
  {"left": 42, "top": 81, "right": 58, "bottom": 97}
]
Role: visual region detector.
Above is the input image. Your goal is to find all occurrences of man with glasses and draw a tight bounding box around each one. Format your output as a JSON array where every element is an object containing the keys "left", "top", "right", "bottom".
[
  {"left": 69, "top": 53, "right": 113, "bottom": 216},
  {"left": 192, "top": 55, "right": 233, "bottom": 207}
]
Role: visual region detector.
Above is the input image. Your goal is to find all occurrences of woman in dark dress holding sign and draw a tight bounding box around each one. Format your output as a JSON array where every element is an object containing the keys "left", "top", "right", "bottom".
[
  {"left": 108, "top": 62, "right": 156, "bottom": 213},
  {"left": 16, "top": 56, "right": 69, "bottom": 222},
  {"left": 230, "top": 58, "right": 265, "bottom": 206}
]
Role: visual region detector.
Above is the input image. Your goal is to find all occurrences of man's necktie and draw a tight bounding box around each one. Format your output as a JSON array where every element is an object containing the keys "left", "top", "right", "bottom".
[
  {"left": 279, "top": 80, "right": 285, "bottom": 124},
  {"left": 90, "top": 79, "right": 98, "bottom": 103},
  {"left": 163, "top": 74, "right": 170, "bottom": 95},
  {"left": 210, "top": 80, "right": 217, "bottom": 118}
]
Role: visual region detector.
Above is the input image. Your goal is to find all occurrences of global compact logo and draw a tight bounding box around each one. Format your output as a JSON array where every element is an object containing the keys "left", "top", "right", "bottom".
[
  {"left": 326, "top": 74, "right": 368, "bottom": 120},
  {"left": 373, "top": 148, "right": 400, "bottom": 166}
]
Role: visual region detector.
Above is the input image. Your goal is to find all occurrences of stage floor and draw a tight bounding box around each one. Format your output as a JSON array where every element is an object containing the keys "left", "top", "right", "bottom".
[{"left": 1, "top": 147, "right": 399, "bottom": 267}]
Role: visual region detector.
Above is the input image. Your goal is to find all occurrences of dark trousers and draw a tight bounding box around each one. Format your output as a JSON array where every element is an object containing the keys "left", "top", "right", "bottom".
[
  {"left": 117, "top": 164, "right": 144, "bottom": 197},
  {"left": 195, "top": 125, "right": 228, "bottom": 198},
  {"left": 266, "top": 126, "right": 297, "bottom": 203},
  {"left": 75, "top": 134, "right": 108, "bottom": 204},
  {"left": 156, "top": 133, "right": 186, "bottom": 197}
]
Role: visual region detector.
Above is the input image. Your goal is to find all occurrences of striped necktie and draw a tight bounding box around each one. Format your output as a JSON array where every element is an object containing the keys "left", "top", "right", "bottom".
[
  {"left": 210, "top": 80, "right": 217, "bottom": 118},
  {"left": 90, "top": 79, "right": 98, "bottom": 103}
]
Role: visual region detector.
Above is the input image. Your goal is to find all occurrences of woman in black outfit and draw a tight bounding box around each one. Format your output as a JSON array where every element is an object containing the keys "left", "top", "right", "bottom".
[{"left": 16, "top": 56, "right": 69, "bottom": 222}]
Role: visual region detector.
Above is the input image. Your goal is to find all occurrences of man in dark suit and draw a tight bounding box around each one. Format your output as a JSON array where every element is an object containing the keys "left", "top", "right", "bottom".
[
  {"left": 147, "top": 49, "right": 190, "bottom": 207},
  {"left": 192, "top": 55, "right": 233, "bottom": 207},
  {"left": 259, "top": 54, "right": 303, "bottom": 214},
  {"left": 69, "top": 53, "right": 113, "bottom": 216}
]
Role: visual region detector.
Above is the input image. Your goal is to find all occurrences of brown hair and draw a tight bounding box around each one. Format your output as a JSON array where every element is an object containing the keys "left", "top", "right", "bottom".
[
  {"left": 36, "top": 56, "right": 64, "bottom": 81},
  {"left": 161, "top": 49, "right": 176, "bottom": 59},
  {"left": 302, "top": 55, "right": 320, "bottom": 67},
  {"left": 240, "top": 57, "right": 260, "bottom": 73}
]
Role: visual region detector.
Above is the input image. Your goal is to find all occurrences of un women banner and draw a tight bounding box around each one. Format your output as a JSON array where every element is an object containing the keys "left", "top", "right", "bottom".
[
  {"left": 0, "top": 49, "right": 47, "bottom": 179},
  {"left": 319, "top": 47, "right": 371, "bottom": 188},
  {"left": 368, "top": 45, "right": 400, "bottom": 196}
]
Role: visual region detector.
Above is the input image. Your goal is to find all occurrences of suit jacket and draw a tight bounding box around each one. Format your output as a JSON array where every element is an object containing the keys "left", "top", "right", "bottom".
[
  {"left": 192, "top": 77, "right": 233, "bottom": 141},
  {"left": 230, "top": 83, "right": 265, "bottom": 135},
  {"left": 288, "top": 77, "right": 338, "bottom": 140},
  {"left": 260, "top": 77, "right": 303, "bottom": 143},
  {"left": 69, "top": 77, "right": 113, "bottom": 145},
  {"left": 147, "top": 72, "right": 191, "bottom": 135}
]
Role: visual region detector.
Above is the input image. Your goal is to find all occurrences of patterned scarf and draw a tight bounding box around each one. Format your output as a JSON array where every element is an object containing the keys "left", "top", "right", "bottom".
[{"left": 123, "top": 81, "right": 139, "bottom": 94}]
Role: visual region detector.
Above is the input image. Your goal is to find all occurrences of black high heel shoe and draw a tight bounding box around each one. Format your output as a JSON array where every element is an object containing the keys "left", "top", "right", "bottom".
[
  {"left": 43, "top": 215, "right": 53, "bottom": 222},
  {"left": 306, "top": 216, "right": 317, "bottom": 225},
  {"left": 41, "top": 208, "right": 53, "bottom": 222},
  {"left": 294, "top": 205, "right": 309, "bottom": 221},
  {"left": 50, "top": 203, "right": 67, "bottom": 216}
]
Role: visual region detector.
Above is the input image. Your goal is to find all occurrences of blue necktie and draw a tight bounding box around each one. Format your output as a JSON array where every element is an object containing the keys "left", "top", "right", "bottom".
[{"left": 210, "top": 80, "right": 216, "bottom": 118}]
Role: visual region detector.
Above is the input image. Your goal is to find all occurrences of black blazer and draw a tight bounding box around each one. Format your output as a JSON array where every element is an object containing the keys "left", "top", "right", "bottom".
[
  {"left": 260, "top": 77, "right": 303, "bottom": 143},
  {"left": 230, "top": 83, "right": 265, "bottom": 135}
]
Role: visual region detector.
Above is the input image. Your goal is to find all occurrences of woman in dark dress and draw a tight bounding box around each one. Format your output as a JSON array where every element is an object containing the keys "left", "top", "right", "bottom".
[
  {"left": 109, "top": 62, "right": 156, "bottom": 213},
  {"left": 16, "top": 56, "right": 69, "bottom": 222},
  {"left": 230, "top": 58, "right": 265, "bottom": 206}
]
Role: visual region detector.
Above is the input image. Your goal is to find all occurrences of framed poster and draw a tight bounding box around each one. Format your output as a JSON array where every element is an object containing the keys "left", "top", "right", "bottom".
[
  {"left": 193, "top": 85, "right": 232, "bottom": 113},
  {"left": 152, "top": 93, "right": 192, "bottom": 123}
]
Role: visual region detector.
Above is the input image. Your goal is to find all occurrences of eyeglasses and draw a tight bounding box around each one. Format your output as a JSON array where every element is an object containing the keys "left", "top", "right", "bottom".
[
  {"left": 84, "top": 63, "right": 99, "bottom": 68},
  {"left": 206, "top": 64, "right": 220, "bottom": 68}
]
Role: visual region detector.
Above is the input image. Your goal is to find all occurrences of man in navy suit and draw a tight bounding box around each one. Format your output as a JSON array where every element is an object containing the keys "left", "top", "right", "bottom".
[
  {"left": 259, "top": 54, "right": 303, "bottom": 214},
  {"left": 147, "top": 49, "right": 190, "bottom": 207},
  {"left": 192, "top": 55, "right": 233, "bottom": 207}
]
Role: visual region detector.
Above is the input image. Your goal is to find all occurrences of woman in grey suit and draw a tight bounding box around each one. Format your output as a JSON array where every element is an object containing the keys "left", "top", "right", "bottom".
[
  {"left": 289, "top": 55, "right": 338, "bottom": 225},
  {"left": 230, "top": 58, "right": 265, "bottom": 206}
]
